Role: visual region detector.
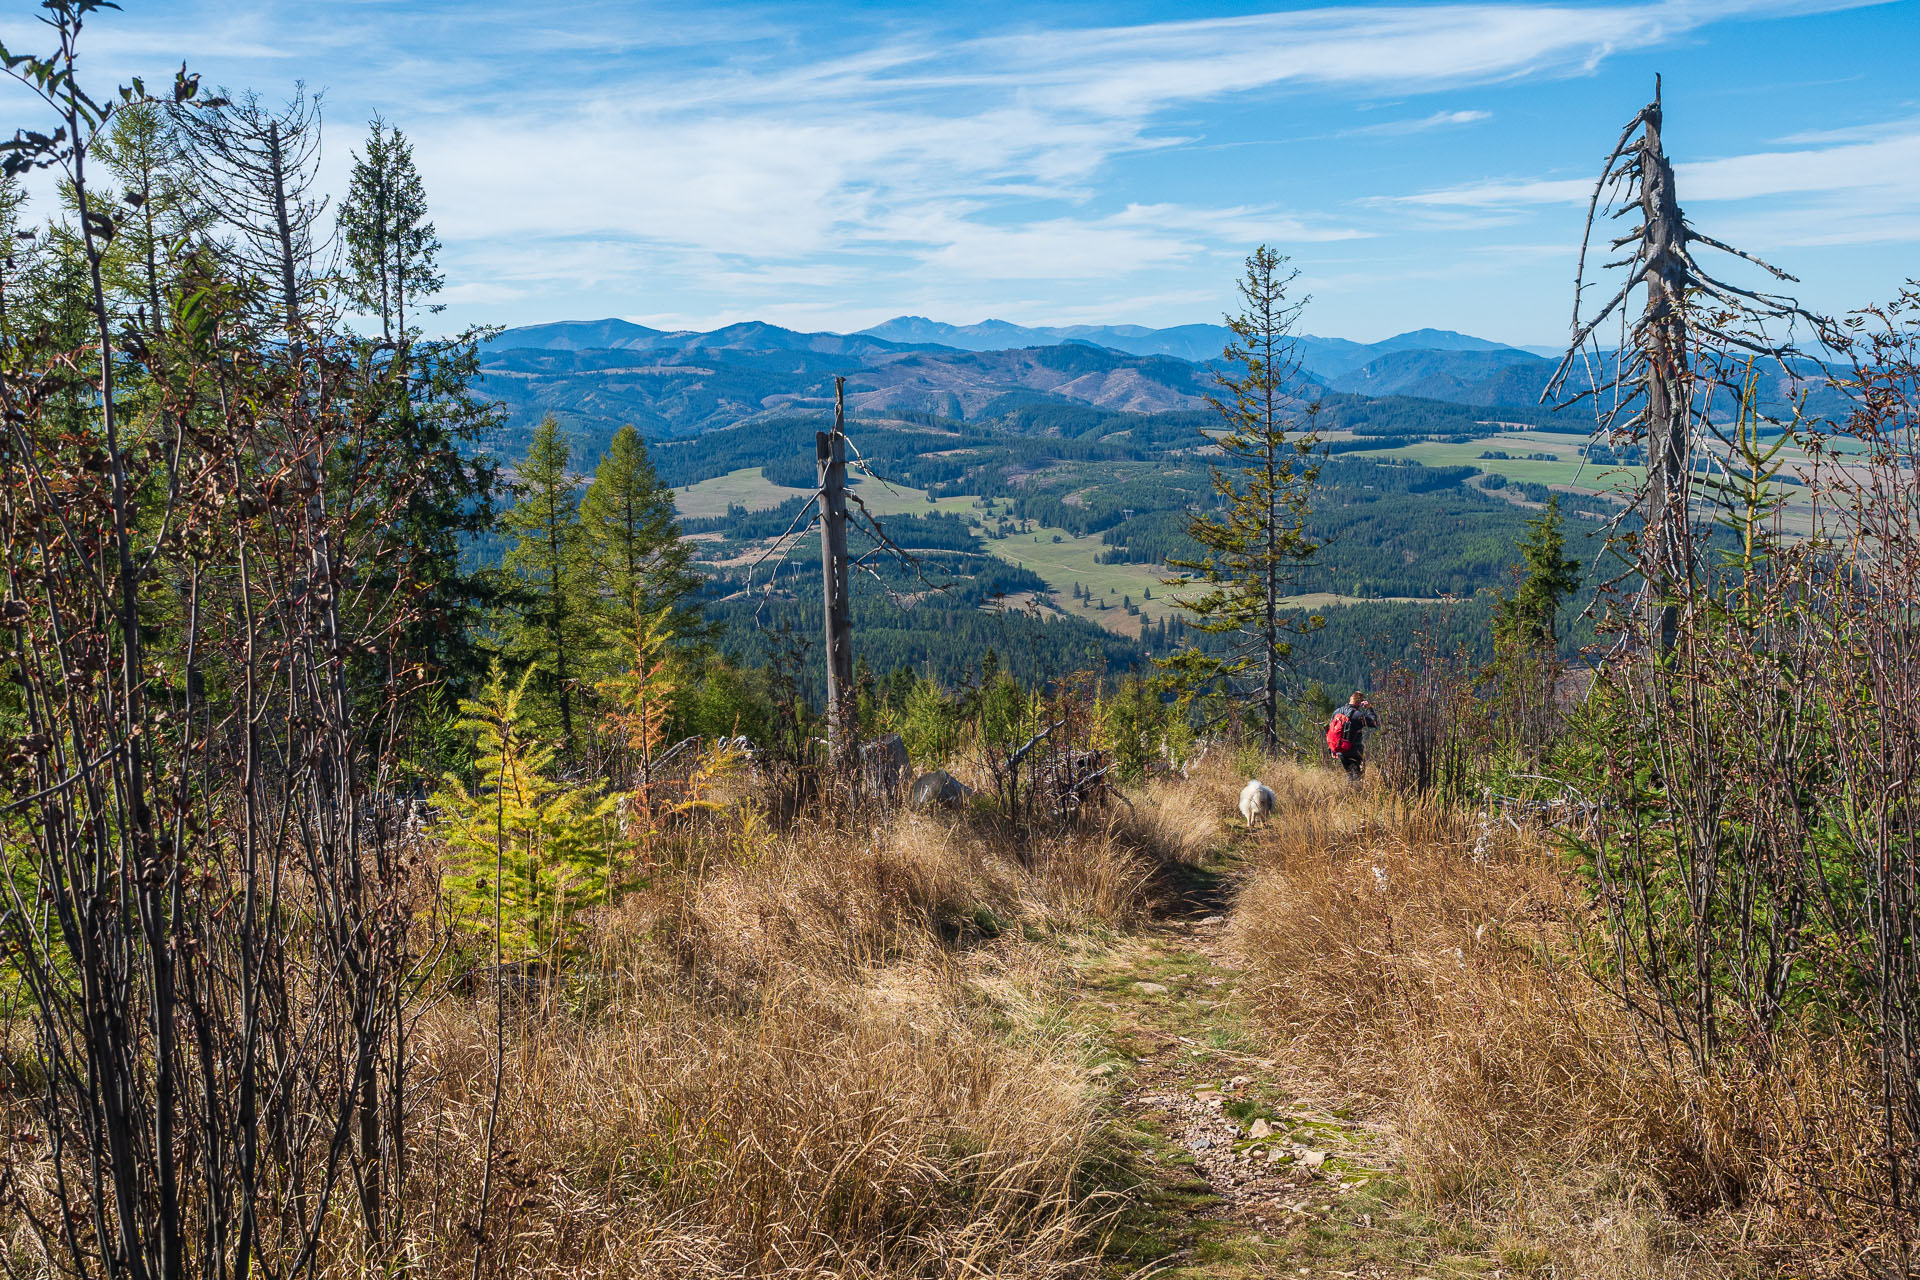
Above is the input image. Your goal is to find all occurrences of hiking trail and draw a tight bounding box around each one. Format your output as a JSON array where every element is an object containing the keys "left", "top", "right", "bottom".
[{"left": 1065, "top": 837, "right": 1509, "bottom": 1278}]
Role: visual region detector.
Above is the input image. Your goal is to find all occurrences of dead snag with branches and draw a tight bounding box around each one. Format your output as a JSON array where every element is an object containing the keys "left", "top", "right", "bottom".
[
  {"left": 816, "top": 377, "right": 855, "bottom": 771},
  {"left": 1546, "top": 78, "right": 1920, "bottom": 1254},
  {"left": 1544, "top": 74, "right": 1830, "bottom": 656},
  {"left": 744, "top": 376, "right": 952, "bottom": 805}
]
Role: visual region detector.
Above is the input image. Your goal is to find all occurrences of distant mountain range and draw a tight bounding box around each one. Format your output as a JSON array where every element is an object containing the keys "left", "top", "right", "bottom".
[
  {"left": 854, "top": 316, "right": 1557, "bottom": 376},
  {"left": 478, "top": 321, "right": 1220, "bottom": 444},
  {"left": 477, "top": 317, "right": 1580, "bottom": 446}
]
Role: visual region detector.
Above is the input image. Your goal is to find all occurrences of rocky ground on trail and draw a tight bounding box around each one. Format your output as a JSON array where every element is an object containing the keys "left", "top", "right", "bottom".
[
  {"left": 1125, "top": 917, "right": 1394, "bottom": 1226},
  {"left": 1068, "top": 863, "right": 1513, "bottom": 1278}
]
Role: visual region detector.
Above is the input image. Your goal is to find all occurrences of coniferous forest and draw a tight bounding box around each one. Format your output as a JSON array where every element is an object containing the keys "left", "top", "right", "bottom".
[{"left": 2, "top": 4, "right": 1918, "bottom": 1277}]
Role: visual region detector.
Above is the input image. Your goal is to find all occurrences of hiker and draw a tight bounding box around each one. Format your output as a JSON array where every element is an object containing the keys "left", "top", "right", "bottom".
[{"left": 1327, "top": 692, "right": 1379, "bottom": 780}]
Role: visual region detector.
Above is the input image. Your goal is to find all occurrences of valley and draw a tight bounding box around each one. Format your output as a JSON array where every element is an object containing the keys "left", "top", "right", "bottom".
[
  {"left": 490, "top": 317, "right": 1637, "bottom": 691},
  {"left": 498, "top": 314, "right": 1826, "bottom": 690}
]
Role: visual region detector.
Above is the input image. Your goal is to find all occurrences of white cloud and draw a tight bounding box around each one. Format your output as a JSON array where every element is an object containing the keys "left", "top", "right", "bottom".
[
  {"left": 1347, "top": 109, "right": 1493, "bottom": 137},
  {"left": 1395, "top": 176, "right": 1595, "bottom": 208},
  {"left": 436, "top": 281, "right": 527, "bottom": 305},
  {"left": 1392, "top": 118, "right": 1920, "bottom": 247},
  {"left": 404, "top": 0, "right": 1847, "bottom": 305},
  {"left": 3, "top": 0, "right": 1898, "bottom": 332}
]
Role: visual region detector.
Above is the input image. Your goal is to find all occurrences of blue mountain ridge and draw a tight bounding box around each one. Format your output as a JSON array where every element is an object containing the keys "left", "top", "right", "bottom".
[{"left": 486, "top": 316, "right": 1557, "bottom": 393}]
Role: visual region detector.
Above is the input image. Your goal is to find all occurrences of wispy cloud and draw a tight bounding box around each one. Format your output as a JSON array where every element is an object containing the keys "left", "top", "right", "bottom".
[
  {"left": 1392, "top": 118, "right": 1920, "bottom": 247},
  {"left": 1347, "top": 109, "right": 1493, "bottom": 137},
  {"left": 390, "top": 0, "right": 1887, "bottom": 311},
  {"left": 1, "top": 0, "right": 1901, "bottom": 335}
]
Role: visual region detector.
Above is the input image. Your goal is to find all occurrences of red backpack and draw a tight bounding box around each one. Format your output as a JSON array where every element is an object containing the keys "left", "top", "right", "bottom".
[{"left": 1327, "top": 710, "right": 1359, "bottom": 754}]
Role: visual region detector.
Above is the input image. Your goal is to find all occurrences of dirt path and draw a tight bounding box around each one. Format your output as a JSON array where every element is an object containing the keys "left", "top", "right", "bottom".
[{"left": 1068, "top": 848, "right": 1503, "bottom": 1278}]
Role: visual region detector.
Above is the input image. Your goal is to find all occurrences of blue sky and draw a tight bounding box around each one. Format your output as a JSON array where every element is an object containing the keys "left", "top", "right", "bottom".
[{"left": 4, "top": 0, "right": 1917, "bottom": 345}]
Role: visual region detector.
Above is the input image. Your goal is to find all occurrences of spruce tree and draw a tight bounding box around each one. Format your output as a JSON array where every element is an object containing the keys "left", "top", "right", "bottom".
[
  {"left": 331, "top": 118, "right": 495, "bottom": 706},
  {"left": 578, "top": 424, "right": 701, "bottom": 658},
  {"left": 1493, "top": 496, "right": 1582, "bottom": 649},
  {"left": 502, "top": 417, "right": 587, "bottom": 754},
  {"left": 337, "top": 116, "right": 442, "bottom": 343},
  {"left": 1165, "top": 246, "right": 1324, "bottom": 753},
  {"left": 1490, "top": 495, "right": 1583, "bottom": 760}
]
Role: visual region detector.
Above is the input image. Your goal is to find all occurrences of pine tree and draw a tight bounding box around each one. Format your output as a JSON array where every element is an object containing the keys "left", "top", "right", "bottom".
[
  {"left": 501, "top": 417, "right": 587, "bottom": 754},
  {"left": 578, "top": 424, "right": 701, "bottom": 665},
  {"left": 431, "top": 665, "right": 614, "bottom": 957},
  {"left": 92, "top": 102, "right": 204, "bottom": 333},
  {"left": 1493, "top": 496, "right": 1582, "bottom": 649},
  {"left": 1165, "top": 246, "right": 1324, "bottom": 753},
  {"left": 337, "top": 116, "right": 442, "bottom": 343}
]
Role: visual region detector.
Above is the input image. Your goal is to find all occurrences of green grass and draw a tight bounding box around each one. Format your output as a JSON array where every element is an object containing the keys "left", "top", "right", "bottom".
[
  {"left": 845, "top": 478, "right": 979, "bottom": 519},
  {"left": 979, "top": 518, "right": 1447, "bottom": 639},
  {"left": 1351, "top": 432, "right": 1828, "bottom": 525},
  {"left": 675, "top": 467, "right": 983, "bottom": 520},
  {"left": 674, "top": 467, "right": 813, "bottom": 518},
  {"left": 980, "top": 522, "right": 1181, "bottom": 635},
  {"left": 1349, "top": 436, "right": 1641, "bottom": 492}
]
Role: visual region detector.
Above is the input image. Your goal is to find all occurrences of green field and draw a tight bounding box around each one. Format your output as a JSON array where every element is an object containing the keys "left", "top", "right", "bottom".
[
  {"left": 1351, "top": 431, "right": 1834, "bottom": 513},
  {"left": 675, "top": 468, "right": 813, "bottom": 518},
  {"left": 981, "top": 524, "right": 1180, "bottom": 636},
  {"left": 677, "top": 467, "right": 980, "bottom": 520},
  {"left": 980, "top": 518, "right": 1446, "bottom": 639},
  {"left": 1349, "top": 435, "right": 1642, "bottom": 493},
  {"left": 846, "top": 479, "right": 980, "bottom": 519}
]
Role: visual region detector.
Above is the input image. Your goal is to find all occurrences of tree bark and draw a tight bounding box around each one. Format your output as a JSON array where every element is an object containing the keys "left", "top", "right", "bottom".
[
  {"left": 1638, "top": 81, "right": 1691, "bottom": 658},
  {"left": 818, "top": 377, "right": 855, "bottom": 768}
]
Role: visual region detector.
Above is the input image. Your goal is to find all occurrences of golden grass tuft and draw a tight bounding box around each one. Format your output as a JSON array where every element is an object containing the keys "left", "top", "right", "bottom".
[
  {"left": 1107, "top": 776, "right": 1226, "bottom": 868},
  {"left": 407, "top": 967, "right": 1097, "bottom": 1277},
  {"left": 391, "top": 802, "right": 1158, "bottom": 1277},
  {"left": 1230, "top": 765, "right": 1891, "bottom": 1278}
]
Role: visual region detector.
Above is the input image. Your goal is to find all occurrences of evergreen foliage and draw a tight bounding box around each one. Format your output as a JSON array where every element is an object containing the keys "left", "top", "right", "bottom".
[
  {"left": 91, "top": 102, "right": 206, "bottom": 328},
  {"left": 578, "top": 424, "right": 703, "bottom": 655},
  {"left": 337, "top": 116, "right": 442, "bottom": 342},
  {"left": 1165, "top": 246, "right": 1325, "bottom": 751},
  {"left": 1492, "top": 496, "right": 1583, "bottom": 649},
  {"left": 500, "top": 416, "right": 589, "bottom": 753},
  {"left": 430, "top": 666, "right": 616, "bottom": 958}
]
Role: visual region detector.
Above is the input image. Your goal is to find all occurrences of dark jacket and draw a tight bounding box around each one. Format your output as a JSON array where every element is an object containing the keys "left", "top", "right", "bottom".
[{"left": 1331, "top": 704, "right": 1379, "bottom": 752}]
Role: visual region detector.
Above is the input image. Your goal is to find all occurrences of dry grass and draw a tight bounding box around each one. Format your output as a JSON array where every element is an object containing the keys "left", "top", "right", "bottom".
[
  {"left": 407, "top": 967, "right": 1095, "bottom": 1277},
  {"left": 1108, "top": 774, "right": 1230, "bottom": 869},
  {"left": 1230, "top": 761, "right": 1890, "bottom": 1278},
  {"left": 390, "top": 802, "right": 1177, "bottom": 1278}
]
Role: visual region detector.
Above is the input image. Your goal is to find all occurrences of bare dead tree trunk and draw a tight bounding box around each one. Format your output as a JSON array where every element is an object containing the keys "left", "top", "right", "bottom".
[
  {"left": 1636, "top": 82, "right": 1691, "bottom": 655},
  {"left": 1546, "top": 74, "right": 1829, "bottom": 659},
  {"left": 818, "top": 376, "right": 855, "bottom": 769}
]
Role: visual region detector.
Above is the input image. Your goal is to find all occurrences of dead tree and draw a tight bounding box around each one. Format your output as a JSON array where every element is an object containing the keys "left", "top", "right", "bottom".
[
  {"left": 817, "top": 376, "right": 855, "bottom": 769},
  {"left": 171, "top": 84, "right": 330, "bottom": 336},
  {"left": 739, "top": 379, "right": 951, "bottom": 791},
  {"left": 176, "top": 75, "right": 406, "bottom": 1238},
  {"left": 1544, "top": 74, "right": 1829, "bottom": 655}
]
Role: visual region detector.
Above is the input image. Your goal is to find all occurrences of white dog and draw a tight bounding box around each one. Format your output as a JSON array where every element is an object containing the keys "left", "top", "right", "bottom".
[{"left": 1239, "top": 779, "right": 1277, "bottom": 830}]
